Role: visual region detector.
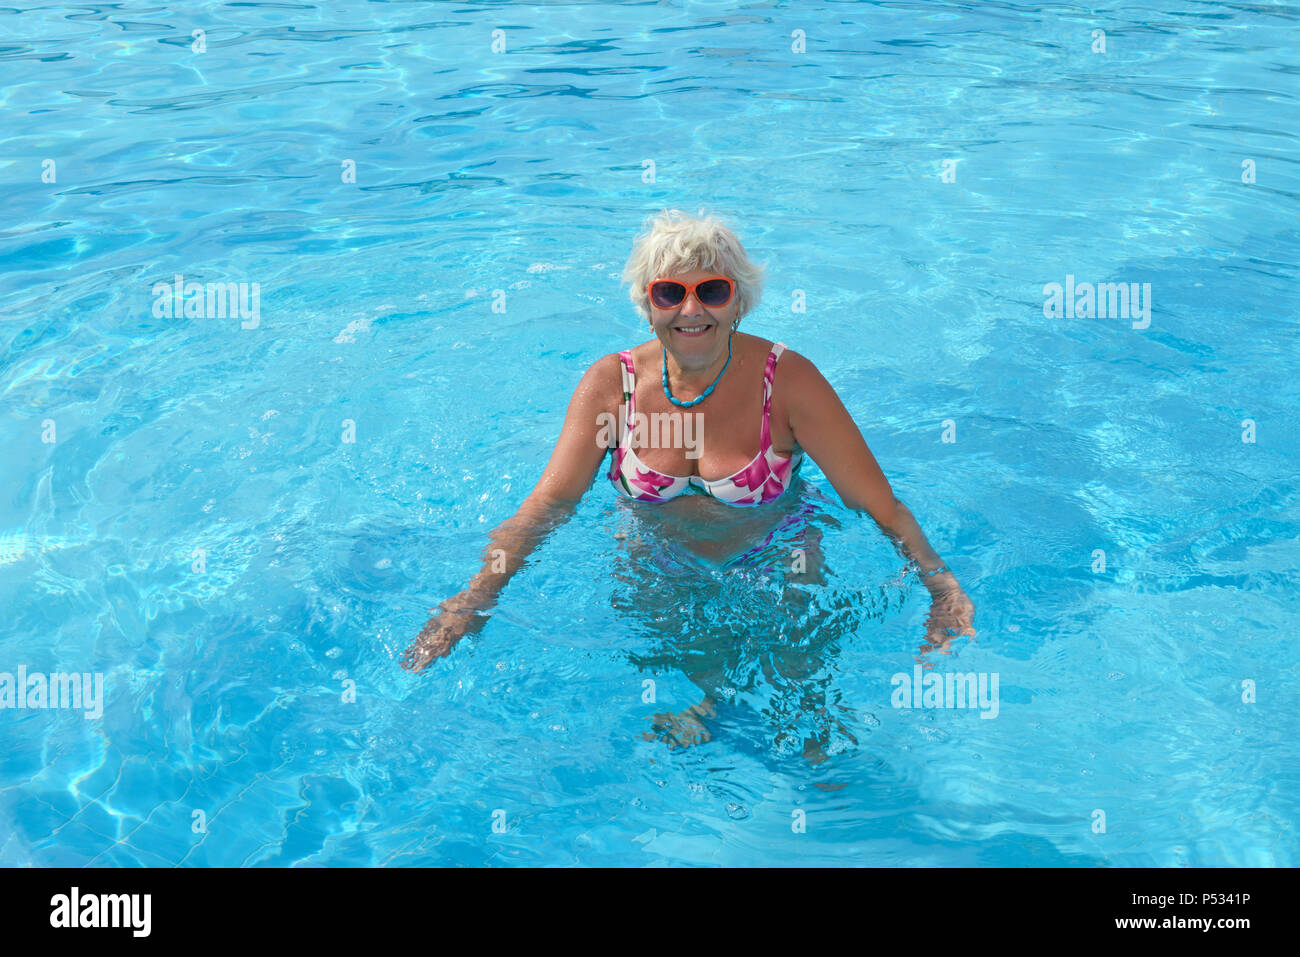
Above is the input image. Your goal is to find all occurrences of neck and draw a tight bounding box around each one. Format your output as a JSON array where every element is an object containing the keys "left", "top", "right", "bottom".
[{"left": 665, "top": 332, "right": 734, "bottom": 394}]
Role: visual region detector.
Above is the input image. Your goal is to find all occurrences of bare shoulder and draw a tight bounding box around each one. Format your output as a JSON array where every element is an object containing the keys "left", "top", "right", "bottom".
[
  {"left": 586, "top": 350, "right": 625, "bottom": 379},
  {"left": 771, "top": 343, "right": 824, "bottom": 389},
  {"left": 578, "top": 351, "right": 626, "bottom": 411},
  {"left": 770, "top": 345, "right": 841, "bottom": 426}
]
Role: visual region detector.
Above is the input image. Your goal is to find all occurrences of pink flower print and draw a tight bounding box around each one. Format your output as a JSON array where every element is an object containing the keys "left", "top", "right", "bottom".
[
  {"left": 630, "top": 465, "right": 675, "bottom": 498},
  {"left": 608, "top": 444, "right": 627, "bottom": 480},
  {"left": 732, "top": 454, "right": 775, "bottom": 496},
  {"left": 770, "top": 451, "right": 795, "bottom": 483},
  {"left": 759, "top": 474, "right": 787, "bottom": 502}
]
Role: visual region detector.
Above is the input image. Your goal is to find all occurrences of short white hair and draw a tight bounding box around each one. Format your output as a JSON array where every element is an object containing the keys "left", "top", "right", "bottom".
[{"left": 621, "top": 208, "right": 766, "bottom": 321}]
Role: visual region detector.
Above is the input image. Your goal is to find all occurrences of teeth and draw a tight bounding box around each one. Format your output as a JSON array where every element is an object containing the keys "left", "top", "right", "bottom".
[{"left": 677, "top": 325, "right": 707, "bottom": 332}]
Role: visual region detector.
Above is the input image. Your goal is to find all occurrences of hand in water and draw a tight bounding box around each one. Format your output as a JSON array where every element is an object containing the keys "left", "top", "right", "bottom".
[
  {"left": 919, "top": 579, "right": 977, "bottom": 658},
  {"left": 643, "top": 699, "right": 717, "bottom": 749},
  {"left": 401, "top": 591, "right": 490, "bottom": 673}
]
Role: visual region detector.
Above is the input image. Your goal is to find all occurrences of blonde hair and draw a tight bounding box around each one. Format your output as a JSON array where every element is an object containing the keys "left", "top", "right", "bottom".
[{"left": 621, "top": 208, "right": 766, "bottom": 321}]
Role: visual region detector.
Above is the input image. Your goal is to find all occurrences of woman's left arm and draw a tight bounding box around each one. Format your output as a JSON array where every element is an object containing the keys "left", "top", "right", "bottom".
[{"left": 781, "top": 351, "right": 976, "bottom": 649}]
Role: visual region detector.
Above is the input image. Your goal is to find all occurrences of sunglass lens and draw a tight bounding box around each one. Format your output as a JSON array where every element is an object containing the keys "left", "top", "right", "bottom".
[
  {"left": 697, "top": 279, "right": 731, "bottom": 306},
  {"left": 651, "top": 282, "right": 686, "bottom": 308}
]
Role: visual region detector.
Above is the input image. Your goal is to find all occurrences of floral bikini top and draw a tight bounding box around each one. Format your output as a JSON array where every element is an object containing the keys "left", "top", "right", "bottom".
[{"left": 607, "top": 341, "right": 804, "bottom": 505}]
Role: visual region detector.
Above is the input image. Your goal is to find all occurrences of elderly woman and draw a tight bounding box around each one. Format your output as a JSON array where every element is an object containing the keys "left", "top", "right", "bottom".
[{"left": 402, "top": 209, "right": 975, "bottom": 673}]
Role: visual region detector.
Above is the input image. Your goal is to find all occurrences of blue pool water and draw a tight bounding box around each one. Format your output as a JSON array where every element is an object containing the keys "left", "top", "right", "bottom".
[{"left": 2, "top": 1, "right": 1298, "bottom": 867}]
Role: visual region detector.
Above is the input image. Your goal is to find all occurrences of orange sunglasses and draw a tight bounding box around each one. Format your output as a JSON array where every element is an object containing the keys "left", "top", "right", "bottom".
[{"left": 648, "top": 276, "right": 735, "bottom": 310}]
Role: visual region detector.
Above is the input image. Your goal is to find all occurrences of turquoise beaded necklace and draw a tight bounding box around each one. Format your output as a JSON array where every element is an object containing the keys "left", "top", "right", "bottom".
[{"left": 661, "top": 332, "right": 733, "bottom": 408}]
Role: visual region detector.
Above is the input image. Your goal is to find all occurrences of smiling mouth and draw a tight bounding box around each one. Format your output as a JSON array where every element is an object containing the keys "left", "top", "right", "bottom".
[{"left": 674, "top": 323, "right": 712, "bottom": 336}]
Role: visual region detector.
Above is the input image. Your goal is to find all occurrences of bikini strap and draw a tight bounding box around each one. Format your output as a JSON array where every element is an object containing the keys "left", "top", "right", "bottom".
[
  {"left": 760, "top": 342, "right": 787, "bottom": 450},
  {"left": 617, "top": 350, "right": 637, "bottom": 445}
]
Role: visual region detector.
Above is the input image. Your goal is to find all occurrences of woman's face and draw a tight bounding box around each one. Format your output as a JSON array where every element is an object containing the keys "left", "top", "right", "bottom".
[{"left": 647, "top": 267, "right": 739, "bottom": 360}]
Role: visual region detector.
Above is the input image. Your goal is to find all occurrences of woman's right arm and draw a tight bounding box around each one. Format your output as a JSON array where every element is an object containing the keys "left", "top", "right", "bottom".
[{"left": 400, "top": 354, "right": 622, "bottom": 672}]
